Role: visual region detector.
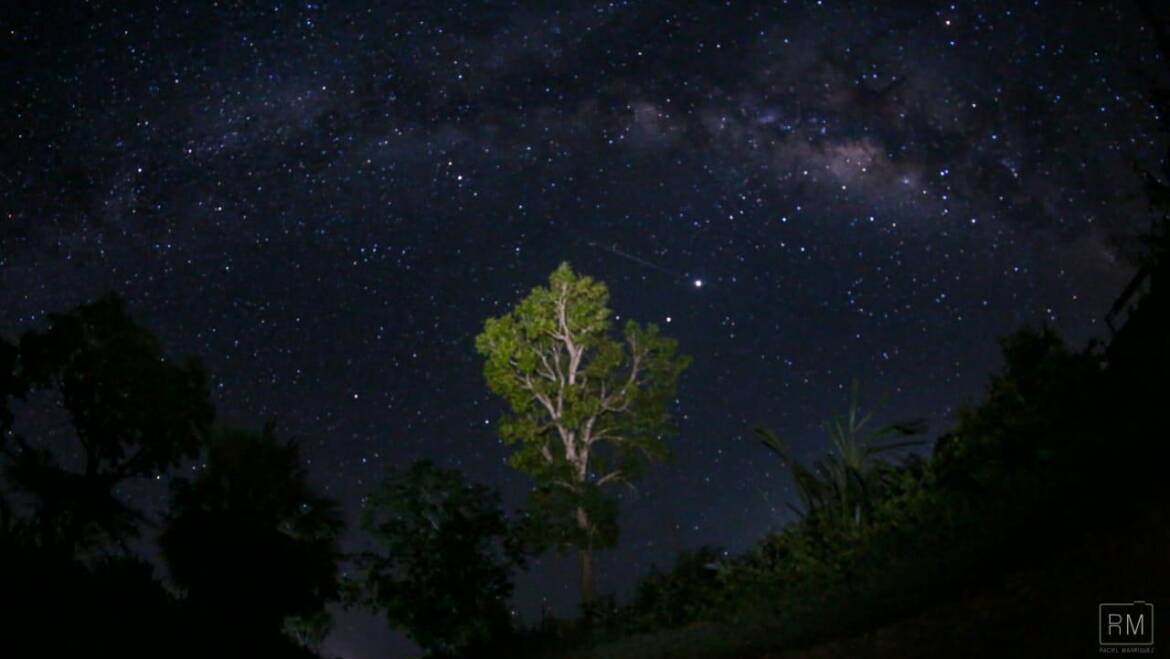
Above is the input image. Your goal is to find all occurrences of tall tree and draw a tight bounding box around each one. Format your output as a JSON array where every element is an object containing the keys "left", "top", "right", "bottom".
[
  {"left": 475, "top": 262, "right": 690, "bottom": 603},
  {"left": 361, "top": 460, "right": 526, "bottom": 658}
]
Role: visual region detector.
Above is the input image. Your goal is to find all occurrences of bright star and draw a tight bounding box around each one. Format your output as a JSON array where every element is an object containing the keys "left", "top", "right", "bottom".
[{"left": 694, "top": 279, "right": 704, "bottom": 288}]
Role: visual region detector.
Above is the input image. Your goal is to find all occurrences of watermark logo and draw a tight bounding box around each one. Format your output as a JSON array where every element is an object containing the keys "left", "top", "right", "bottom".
[{"left": 1100, "top": 601, "right": 1154, "bottom": 653}]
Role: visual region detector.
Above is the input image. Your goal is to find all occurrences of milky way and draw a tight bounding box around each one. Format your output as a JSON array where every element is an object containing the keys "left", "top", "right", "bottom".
[{"left": 2, "top": 2, "right": 1166, "bottom": 656}]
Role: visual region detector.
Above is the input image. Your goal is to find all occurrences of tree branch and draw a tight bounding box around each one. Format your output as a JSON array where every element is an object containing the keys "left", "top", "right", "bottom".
[
  {"left": 601, "top": 334, "right": 643, "bottom": 413},
  {"left": 555, "top": 283, "right": 585, "bottom": 386},
  {"left": 596, "top": 470, "right": 624, "bottom": 487}
]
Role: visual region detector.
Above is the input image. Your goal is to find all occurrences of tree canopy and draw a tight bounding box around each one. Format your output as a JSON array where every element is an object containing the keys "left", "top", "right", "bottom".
[
  {"left": 361, "top": 460, "right": 526, "bottom": 658},
  {"left": 161, "top": 424, "right": 343, "bottom": 647},
  {"left": 475, "top": 262, "right": 690, "bottom": 602},
  {"left": 1, "top": 294, "right": 213, "bottom": 553}
]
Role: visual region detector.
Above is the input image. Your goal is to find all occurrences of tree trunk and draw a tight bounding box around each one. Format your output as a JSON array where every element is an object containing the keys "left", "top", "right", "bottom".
[
  {"left": 576, "top": 504, "right": 594, "bottom": 604},
  {"left": 579, "top": 546, "right": 594, "bottom": 604}
]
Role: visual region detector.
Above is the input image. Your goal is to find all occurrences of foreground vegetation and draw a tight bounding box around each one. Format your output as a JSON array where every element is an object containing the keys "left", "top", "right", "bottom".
[
  {"left": 2, "top": 222, "right": 1168, "bottom": 658},
  {"left": 512, "top": 302, "right": 1170, "bottom": 657}
]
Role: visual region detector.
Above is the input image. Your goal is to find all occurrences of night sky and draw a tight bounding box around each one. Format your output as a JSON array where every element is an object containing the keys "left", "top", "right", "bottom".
[{"left": 2, "top": 1, "right": 1166, "bottom": 656}]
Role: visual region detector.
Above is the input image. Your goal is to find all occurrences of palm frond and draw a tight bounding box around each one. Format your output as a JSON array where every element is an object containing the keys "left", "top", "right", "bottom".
[{"left": 754, "top": 380, "right": 929, "bottom": 529}]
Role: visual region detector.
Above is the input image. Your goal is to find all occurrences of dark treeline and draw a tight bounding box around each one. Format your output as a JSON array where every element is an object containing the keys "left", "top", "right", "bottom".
[
  {"left": 2, "top": 218, "right": 1168, "bottom": 658},
  {"left": 0, "top": 297, "right": 337, "bottom": 658},
  {"left": 0, "top": 293, "right": 540, "bottom": 658}
]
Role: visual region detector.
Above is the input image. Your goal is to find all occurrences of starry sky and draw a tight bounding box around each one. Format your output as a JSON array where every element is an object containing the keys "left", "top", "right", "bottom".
[{"left": 3, "top": 1, "right": 1167, "bottom": 656}]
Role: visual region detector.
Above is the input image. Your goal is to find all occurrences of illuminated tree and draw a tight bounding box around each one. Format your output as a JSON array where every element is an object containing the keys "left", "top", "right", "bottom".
[{"left": 475, "top": 263, "right": 689, "bottom": 603}]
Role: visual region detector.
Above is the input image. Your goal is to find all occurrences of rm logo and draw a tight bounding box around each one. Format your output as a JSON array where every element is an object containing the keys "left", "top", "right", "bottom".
[{"left": 1100, "top": 601, "right": 1154, "bottom": 650}]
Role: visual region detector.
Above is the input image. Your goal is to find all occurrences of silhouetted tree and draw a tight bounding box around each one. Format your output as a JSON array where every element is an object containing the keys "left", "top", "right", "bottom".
[
  {"left": 0, "top": 543, "right": 187, "bottom": 658},
  {"left": 0, "top": 297, "right": 211, "bottom": 658},
  {"left": 361, "top": 460, "right": 526, "bottom": 658},
  {"left": 475, "top": 262, "right": 690, "bottom": 603},
  {"left": 629, "top": 546, "right": 725, "bottom": 630},
  {"left": 161, "top": 424, "right": 342, "bottom": 652},
  {"left": 2, "top": 294, "right": 213, "bottom": 553},
  {"left": 0, "top": 337, "right": 19, "bottom": 436},
  {"left": 0, "top": 338, "right": 20, "bottom": 541},
  {"left": 932, "top": 327, "right": 1102, "bottom": 492},
  {"left": 1109, "top": 0, "right": 1170, "bottom": 407}
]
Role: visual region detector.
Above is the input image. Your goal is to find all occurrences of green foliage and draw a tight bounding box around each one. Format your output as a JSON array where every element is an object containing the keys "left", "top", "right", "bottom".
[
  {"left": 755, "top": 380, "right": 925, "bottom": 529},
  {"left": 476, "top": 263, "right": 688, "bottom": 484},
  {"left": 711, "top": 335, "right": 1112, "bottom": 644},
  {"left": 541, "top": 310, "right": 1169, "bottom": 657},
  {"left": 933, "top": 326, "right": 1103, "bottom": 491},
  {"left": 521, "top": 481, "right": 619, "bottom": 553},
  {"left": 361, "top": 460, "right": 527, "bottom": 658},
  {"left": 283, "top": 610, "right": 334, "bottom": 651},
  {"left": 475, "top": 262, "right": 689, "bottom": 598},
  {"left": 628, "top": 546, "right": 725, "bottom": 630}
]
